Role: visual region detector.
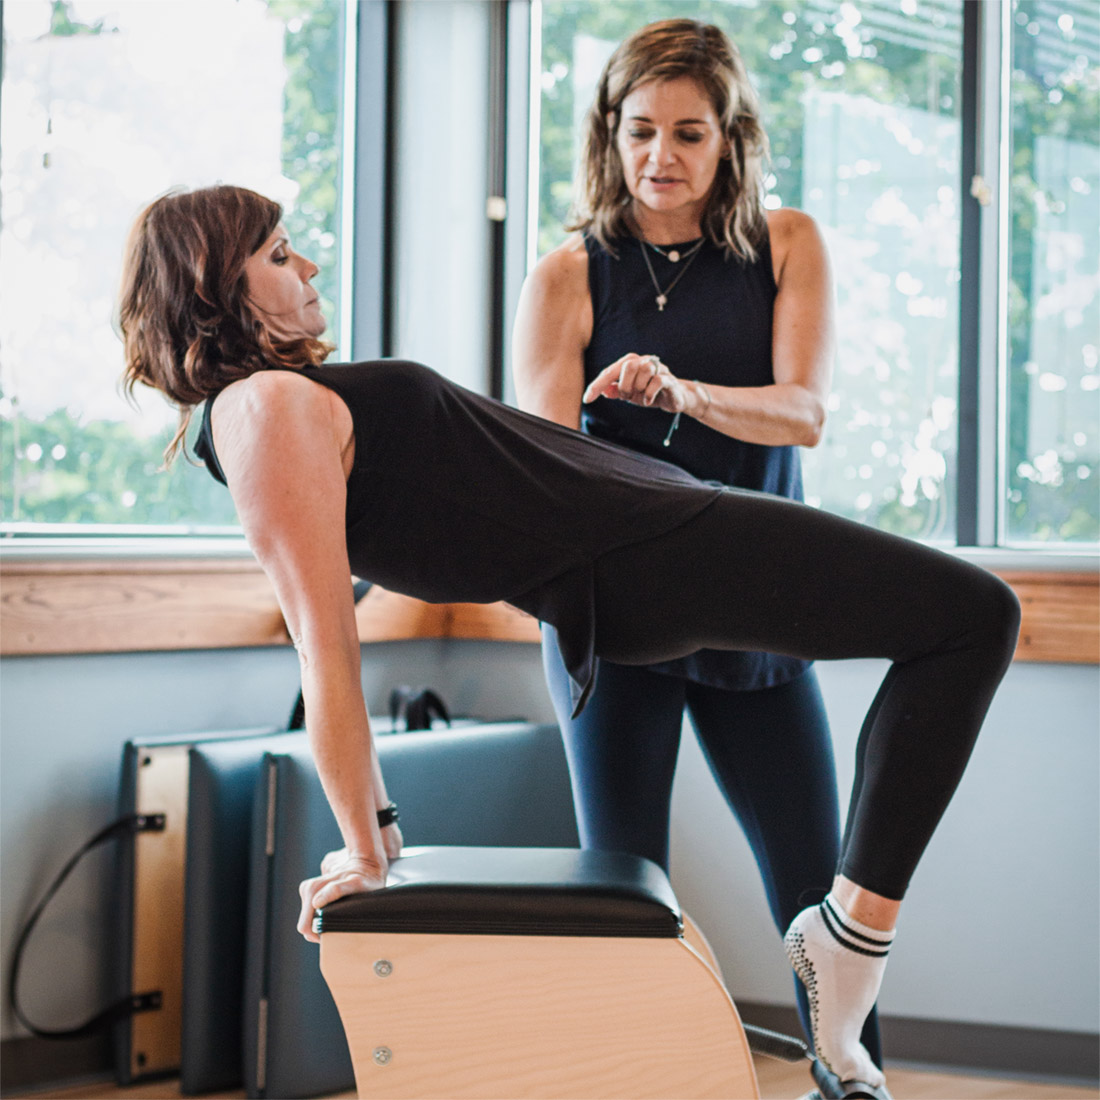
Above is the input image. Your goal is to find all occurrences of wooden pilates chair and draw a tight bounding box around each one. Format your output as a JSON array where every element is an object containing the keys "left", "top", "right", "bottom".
[{"left": 318, "top": 845, "right": 759, "bottom": 1099}]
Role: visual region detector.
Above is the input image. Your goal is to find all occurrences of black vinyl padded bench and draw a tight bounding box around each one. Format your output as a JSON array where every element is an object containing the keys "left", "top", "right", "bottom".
[{"left": 317, "top": 845, "right": 759, "bottom": 1099}]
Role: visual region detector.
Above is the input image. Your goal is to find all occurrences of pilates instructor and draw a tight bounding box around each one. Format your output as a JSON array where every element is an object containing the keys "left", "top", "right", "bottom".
[{"left": 513, "top": 17, "right": 882, "bottom": 1071}]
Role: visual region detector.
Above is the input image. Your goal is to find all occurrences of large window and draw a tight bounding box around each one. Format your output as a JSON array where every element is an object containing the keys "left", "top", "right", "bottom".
[
  {"left": 534, "top": 0, "right": 1098, "bottom": 547},
  {"left": 0, "top": 0, "right": 348, "bottom": 532},
  {"left": 1005, "top": 0, "right": 1099, "bottom": 543}
]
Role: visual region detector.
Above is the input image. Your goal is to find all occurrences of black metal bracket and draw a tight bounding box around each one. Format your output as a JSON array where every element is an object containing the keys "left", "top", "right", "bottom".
[{"left": 130, "top": 991, "right": 163, "bottom": 1014}]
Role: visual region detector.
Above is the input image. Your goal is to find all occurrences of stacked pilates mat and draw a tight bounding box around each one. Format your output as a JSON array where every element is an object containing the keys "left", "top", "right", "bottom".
[{"left": 112, "top": 719, "right": 579, "bottom": 1098}]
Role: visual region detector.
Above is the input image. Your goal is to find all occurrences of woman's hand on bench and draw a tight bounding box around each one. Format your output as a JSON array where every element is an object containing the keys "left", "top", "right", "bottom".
[{"left": 298, "top": 846, "right": 394, "bottom": 943}]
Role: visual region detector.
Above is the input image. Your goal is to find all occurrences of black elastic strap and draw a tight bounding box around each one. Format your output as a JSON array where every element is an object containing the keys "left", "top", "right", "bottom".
[
  {"left": 8, "top": 814, "right": 165, "bottom": 1039},
  {"left": 288, "top": 578, "right": 374, "bottom": 731},
  {"left": 389, "top": 685, "right": 451, "bottom": 732}
]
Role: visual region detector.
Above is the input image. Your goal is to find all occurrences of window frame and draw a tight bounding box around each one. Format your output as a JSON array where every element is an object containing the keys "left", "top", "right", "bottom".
[{"left": 1, "top": 0, "right": 1096, "bottom": 664}]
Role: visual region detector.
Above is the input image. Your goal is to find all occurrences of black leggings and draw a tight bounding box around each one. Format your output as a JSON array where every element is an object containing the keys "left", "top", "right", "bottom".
[{"left": 590, "top": 489, "right": 1021, "bottom": 900}]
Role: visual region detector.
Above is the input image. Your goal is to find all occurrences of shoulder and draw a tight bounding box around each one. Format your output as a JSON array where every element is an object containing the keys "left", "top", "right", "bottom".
[
  {"left": 764, "top": 208, "right": 829, "bottom": 283},
  {"left": 515, "top": 234, "right": 593, "bottom": 350},
  {"left": 218, "top": 367, "right": 333, "bottom": 422},
  {"left": 212, "top": 368, "right": 349, "bottom": 462},
  {"left": 523, "top": 234, "right": 590, "bottom": 300},
  {"left": 765, "top": 207, "right": 824, "bottom": 253}
]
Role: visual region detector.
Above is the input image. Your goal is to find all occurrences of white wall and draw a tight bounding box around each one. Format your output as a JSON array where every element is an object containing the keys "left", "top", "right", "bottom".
[
  {"left": 670, "top": 658, "right": 1100, "bottom": 1036},
  {"left": 2, "top": 641, "right": 1096, "bottom": 1043}
]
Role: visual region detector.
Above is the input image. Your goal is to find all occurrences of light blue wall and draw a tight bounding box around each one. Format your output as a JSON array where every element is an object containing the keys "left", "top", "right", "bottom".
[
  {"left": 2, "top": 641, "right": 1097, "bottom": 1044},
  {"left": 669, "top": 658, "right": 1100, "bottom": 1036}
]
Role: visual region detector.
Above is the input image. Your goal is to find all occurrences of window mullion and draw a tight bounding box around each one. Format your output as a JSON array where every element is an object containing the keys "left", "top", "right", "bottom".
[
  {"left": 500, "top": 0, "right": 534, "bottom": 407},
  {"left": 350, "top": 0, "right": 392, "bottom": 362},
  {"left": 977, "top": 0, "right": 1011, "bottom": 548},
  {"left": 957, "top": 0, "right": 982, "bottom": 546}
]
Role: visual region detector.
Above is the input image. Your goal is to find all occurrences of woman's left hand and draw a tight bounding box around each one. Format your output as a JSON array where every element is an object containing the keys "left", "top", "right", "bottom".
[
  {"left": 583, "top": 353, "right": 697, "bottom": 416},
  {"left": 297, "top": 848, "right": 390, "bottom": 943}
]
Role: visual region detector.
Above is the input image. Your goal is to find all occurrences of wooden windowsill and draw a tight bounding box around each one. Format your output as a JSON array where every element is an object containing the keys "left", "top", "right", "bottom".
[{"left": 0, "top": 554, "right": 1096, "bottom": 663}]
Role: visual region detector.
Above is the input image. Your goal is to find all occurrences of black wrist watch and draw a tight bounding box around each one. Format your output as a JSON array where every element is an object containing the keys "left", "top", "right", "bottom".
[{"left": 376, "top": 803, "right": 399, "bottom": 828}]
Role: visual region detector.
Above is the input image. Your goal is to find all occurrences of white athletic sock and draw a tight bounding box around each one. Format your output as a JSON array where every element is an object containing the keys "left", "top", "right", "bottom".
[{"left": 784, "top": 893, "right": 894, "bottom": 1087}]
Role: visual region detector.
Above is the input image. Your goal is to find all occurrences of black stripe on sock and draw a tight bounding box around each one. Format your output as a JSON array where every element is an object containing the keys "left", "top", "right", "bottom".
[
  {"left": 823, "top": 898, "right": 894, "bottom": 948},
  {"left": 820, "top": 901, "right": 891, "bottom": 958}
]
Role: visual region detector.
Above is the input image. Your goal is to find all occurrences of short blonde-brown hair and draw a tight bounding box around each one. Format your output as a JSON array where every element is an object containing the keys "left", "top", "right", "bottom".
[
  {"left": 118, "top": 185, "right": 332, "bottom": 462},
  {"left": 569, "top": 19, "right": 770, "bottom": 261}
]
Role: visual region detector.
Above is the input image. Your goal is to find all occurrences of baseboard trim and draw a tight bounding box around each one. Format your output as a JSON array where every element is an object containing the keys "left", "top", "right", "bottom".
[
  {"left": 4, "top": 1008, "right": 1098, "bottom": 1093},
  {"left": 738, "top": 1001, "right": 1100, "bottom": 1085},
  {"left": 0, "top": 1032, "right": 113, "bottom": 1094}
]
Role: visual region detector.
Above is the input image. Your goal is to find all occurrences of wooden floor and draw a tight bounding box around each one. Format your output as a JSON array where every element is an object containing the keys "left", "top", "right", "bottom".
[{"left": 17, "top": 1056, "right": 1099, "bottom": 1100}]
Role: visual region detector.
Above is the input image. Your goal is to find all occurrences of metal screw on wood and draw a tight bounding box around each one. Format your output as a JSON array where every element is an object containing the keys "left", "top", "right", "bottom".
[
  {"left": 373, "top": 1046, "right": 393, "bottom": 1066},
  {"left": 373, "top": 959, "right": 393, "bottom": 977}
]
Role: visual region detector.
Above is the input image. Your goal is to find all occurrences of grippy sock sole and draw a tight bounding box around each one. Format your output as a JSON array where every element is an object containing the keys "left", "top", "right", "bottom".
[{"left": 784, "top": 895, "right": 894, "bottom": 1088}]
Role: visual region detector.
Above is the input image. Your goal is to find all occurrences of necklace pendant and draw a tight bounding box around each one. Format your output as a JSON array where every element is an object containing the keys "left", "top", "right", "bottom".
[
  {"left": 668, "top": 250, "right": 680, "bottom": 262},
  {"left": 656, "top": 294, "right": 667, "bottom": 311}
]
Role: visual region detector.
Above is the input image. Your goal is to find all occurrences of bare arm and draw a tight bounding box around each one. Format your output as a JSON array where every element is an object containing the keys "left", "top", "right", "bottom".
[
  {"left": 512, "top": 236, "right": 592, "bottom": 427},
  {"left": 581, "top": 209, "right": 835, "bottom": 448},
  {"left": 212, "top": 370, "right": 397, "bottom": 942}
]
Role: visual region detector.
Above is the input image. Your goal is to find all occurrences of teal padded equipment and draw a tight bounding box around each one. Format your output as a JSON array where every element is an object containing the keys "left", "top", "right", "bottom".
[
  {"left": 237, "top": 722, "right": 578, "bottom": 1098},
  {"left": 182, "top": 733, "right": 306, "bottom": 1093}
]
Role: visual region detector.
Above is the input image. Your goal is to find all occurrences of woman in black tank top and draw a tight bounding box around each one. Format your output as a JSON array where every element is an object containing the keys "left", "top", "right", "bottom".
[
  {"left": 513, "top": 17, "right": 875, "bottom": 1082},
  {"left": 120, "top": 176, "right": 1017, "bottom": 1100}
]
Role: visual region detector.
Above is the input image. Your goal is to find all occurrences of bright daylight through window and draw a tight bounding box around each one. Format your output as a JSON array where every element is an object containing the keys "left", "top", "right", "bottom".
[
  {"left": 535, "top": 0, "right": 1098, "bottom": 546},
  {"left": 0, "top": 0, "right": 346, "bottom": 532}
]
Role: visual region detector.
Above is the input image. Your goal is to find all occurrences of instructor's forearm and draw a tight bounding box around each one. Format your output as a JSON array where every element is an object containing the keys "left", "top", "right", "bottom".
[{"left": 690, "top": 381, "right": 825, "bottom": 448}]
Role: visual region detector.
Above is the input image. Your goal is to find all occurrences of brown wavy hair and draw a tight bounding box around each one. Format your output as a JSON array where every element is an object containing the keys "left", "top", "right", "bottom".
[
  {"left": 118, "top": 184, "right": 332, "bottom": 462},
  {"left": 569, "top": 19, "right": 770, "bottom": 261}
]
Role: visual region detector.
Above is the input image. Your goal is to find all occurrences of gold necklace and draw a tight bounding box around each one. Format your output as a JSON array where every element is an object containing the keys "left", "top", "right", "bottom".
[{"left": 638, "top": 236, "right": 706, "bottom": 311}]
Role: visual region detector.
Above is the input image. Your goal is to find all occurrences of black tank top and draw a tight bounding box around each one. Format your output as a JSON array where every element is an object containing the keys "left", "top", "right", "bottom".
[
  {"left": 195, "top": 360, "right": 722, "bottom": 714},
  {"left": 583, "top": 232, "right": 809, "bottom": 691}
]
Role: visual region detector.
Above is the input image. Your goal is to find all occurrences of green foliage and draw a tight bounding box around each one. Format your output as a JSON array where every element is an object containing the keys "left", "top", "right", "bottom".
[
  {"left": 0, "top": 398, "right": 238, "bottom": 527},
  {"left": 539, "top": 0, "right": 1098, "bottom": 545},
  {"left": 48, "top": 0, "right": 111, "bottom": 37},
  {"left": 1, "top": 0, "right": 344, "bottom": 532},
  {"left": 266, "top": 0, "right": 344, "bottom": 347},
  {"left": 1004, "top": 0, "right": 1099, "bottom": 543},
  {"left": 538, "top": 1, "right": 959, "bottom": 254}
]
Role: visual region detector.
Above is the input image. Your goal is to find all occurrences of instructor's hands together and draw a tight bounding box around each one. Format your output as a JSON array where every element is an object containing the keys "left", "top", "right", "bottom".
[{"left": 583, "top": 353, "right": 694, "bottom": 416}]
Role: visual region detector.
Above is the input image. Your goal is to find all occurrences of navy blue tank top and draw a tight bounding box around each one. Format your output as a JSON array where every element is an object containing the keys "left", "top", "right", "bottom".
[{"left": 583, "top": 231, "right": 809, "bottom": 691}]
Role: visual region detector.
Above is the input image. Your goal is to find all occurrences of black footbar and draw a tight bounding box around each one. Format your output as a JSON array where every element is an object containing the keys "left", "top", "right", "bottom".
[{"left": 741, "top": 1023, "right": 895, "bottom": 1100}]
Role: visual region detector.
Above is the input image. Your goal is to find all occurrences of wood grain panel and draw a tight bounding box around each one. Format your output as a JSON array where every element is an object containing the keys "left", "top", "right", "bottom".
[
  {"left": 321, "top": 931, "right": 758, "bottom": 1099},
  {"left": 446, "top": 599, "right": 541, "bottom": 642},
  {"left": 1000, "top": 570, "right": 1099, "bottom": 664},
  {"left": 1, "top": 557, "right": 1095, "bottom": 663},
  {"left": 1, "top": 559, "right": 288, "bottom": 655},
  {"left": 353, "top": 586, "right": 449, "bottom": 642}
]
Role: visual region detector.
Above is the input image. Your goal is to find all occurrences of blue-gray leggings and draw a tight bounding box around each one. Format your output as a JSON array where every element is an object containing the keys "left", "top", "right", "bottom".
[{"left": 542, "top": 645, "right": 882, "bottom": 1062}]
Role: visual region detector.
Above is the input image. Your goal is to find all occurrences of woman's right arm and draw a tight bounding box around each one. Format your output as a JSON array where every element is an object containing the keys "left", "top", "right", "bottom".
[
  {"left": 512, "top": 236, "right": 593, "bottom": 427},
  {"left": 212, "top": 370, "right": 388, "bottom": 942}
]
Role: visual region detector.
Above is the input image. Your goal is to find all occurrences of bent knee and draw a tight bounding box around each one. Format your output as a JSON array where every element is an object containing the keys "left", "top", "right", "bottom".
[{"left": 970, "top": 571, "right": 1022, "bottom": 666}]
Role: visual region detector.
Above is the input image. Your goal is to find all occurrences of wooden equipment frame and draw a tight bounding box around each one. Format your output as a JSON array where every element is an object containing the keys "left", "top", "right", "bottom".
[{"left": 321, "top": 921, "right": 758, "bottom": 1099}]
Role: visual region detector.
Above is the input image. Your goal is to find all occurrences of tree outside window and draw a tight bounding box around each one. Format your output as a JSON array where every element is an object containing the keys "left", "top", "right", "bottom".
[
  {"left": 0, "top": 0, "right": 346, "bottom": 530},
  {"left": 535, "top": 0, "right": 1098, "bottom": 547}
]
